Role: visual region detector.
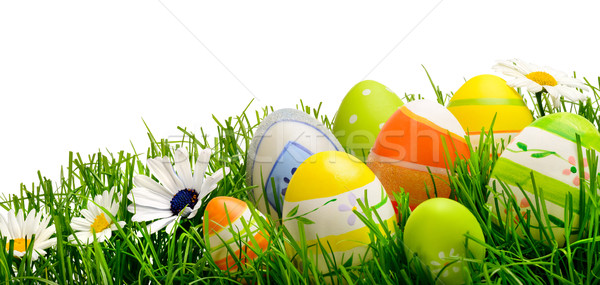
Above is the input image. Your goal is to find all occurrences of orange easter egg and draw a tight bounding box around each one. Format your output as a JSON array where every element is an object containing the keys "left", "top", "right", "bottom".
[
  {"left": 367, "top": 100, "right": 470, "bottom": 210},
  {"left": 205, "top": 197, "right": 269, "bottom": 271}
]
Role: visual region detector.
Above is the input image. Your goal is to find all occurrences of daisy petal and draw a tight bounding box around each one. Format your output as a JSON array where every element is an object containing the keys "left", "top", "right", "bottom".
[
  {"left": 3, "top": 211, "right": 17, "bottom": 239},
  {"left": 192, "top": 148, "right": 212, "bottom": 190},
  {"left": 111, "top": 221, "right": 127, "bottom": 231},
  {"left": 99, "top": 228, "right": 113, "bottom": 242},
  {"left": 72, "top": 231, "right": 93, "bottom": 244},
  {"left": 187, "top": 206, "right": 200, "bottom": 219},
  {"left": 81, "top": 209, "right": 97, "bottom": 222},
  {"left": 127, "top": 203, "right": 135, "bottom": 213},
  {"left": 560, "top": 77, "right": 589, "bottom": 90},
  {"left": 110, "top": 203, "right": 120, "bottom": 216},
  {"left": 12, "top": 210, "right": 24, "bottom": 238},
  {"left": 159, "top": 156, "right": 185, "bottom": 190},
  {"left": 506, "top": 77, "right": 532, "bottom": 89},
  {"left": 23, "top": 211, "right": 38, "bottom": 238},
  {"left": 525, "top": 81, "right": 543, "bottom": 93},
  {"left": 0, "top": 214, "right": 11, "bottom": 239},
  {"left": 147, "top": 157, "right": 180, "bottom": 193},
  {"left": 557, "top": 85, "right": 583, "bottom": 101},
  {"left": 128, "top": 188, "right": 171, "bottom": 210},
  {"left": 543, "top": 85, "right": 562, "bottom": 108},
  {"left": 148, "top": 216, "right": 178, "bottom": 234},
  {"left": 36, "top": 225, "right": 56, "bottom": 243},
  {"left": 165, "top": 216, "right": 181, "bottom": 234},
  {"left": 174, "top": 148, "right": 194, "bottom": 189},
  {"left": 179, "top": 206, "right": 192, "bottom": 218},
  {"left": 134, "top": 175, "right": 175, "bottom": 198},
  {"left": 131, "top": 206, "right": 174, "bottom": 222},
  {"left": 199, "top": 167, "right": 229, "bottom": 197},
  {"left": 551, "top": 94, "right": 561, "bottom": 109},
  {"left": 94, "top": 194, "right": 104, "bottom": 211},
  {"left": 71, "top": 217, "right": 91, "bottom": 231},
  {"left": 36, "top": 238, "right": 57, "bottom": 250}
]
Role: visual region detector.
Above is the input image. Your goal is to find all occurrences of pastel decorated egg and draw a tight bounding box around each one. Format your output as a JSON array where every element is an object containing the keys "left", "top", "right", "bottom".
[
  {"left": 332, "top": 80, "right": 404, "bottom": 162},
  {"left": 487, "top": 112, "right": 600, "bottom": 246},
  {"left": 205, "top": 196, "right": 269, "bottom": 271},
  {"left": 447, "top": 74, "right": 533, "bottom": 148},
  {"left": 246, "top": 108, "right": 343, "bottom": 219},
  {"left": 404, "top": 198, "right": 486, "bottom": 284},
  {"left": 366, "top": 100, "right": 470, "bottom": 210},
  {"left": 282, "top": 151, "right": 397, "bottom": 273}
]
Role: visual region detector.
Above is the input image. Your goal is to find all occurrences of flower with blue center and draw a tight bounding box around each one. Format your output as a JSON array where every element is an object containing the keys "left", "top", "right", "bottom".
[{"left": 127, "top": 148, "right": 229, "bottom": 234}]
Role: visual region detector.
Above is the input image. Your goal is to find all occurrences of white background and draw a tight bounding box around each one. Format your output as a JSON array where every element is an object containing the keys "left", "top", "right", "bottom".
[{"left": 1, "top": 1, "right": 599, "bottom": 197}]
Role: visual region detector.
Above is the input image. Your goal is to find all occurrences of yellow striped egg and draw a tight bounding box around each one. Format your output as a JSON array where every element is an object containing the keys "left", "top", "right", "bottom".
[
  {"left": 205, "top": 197, "right": 269, "bottom": 271},
  {"left": 447, "top": 74, "right": 533, "bottom": 148},
  {"left": 282, "top": 151, "right": 397, "bottom": 273}
]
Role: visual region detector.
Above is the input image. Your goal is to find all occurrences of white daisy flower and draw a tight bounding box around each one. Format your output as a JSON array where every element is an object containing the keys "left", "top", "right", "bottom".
[
  {"left": 70, "top": 188, "right": 126, "bottom": 244},
  {"left": 128, "top": 147, "right": 229, "bottom": 234},
  {"left": 493, "top": 59, "right": 589, "bottom": 108},
  {"left": 0, "top": 209, "right": 56, "bottom": 261}
]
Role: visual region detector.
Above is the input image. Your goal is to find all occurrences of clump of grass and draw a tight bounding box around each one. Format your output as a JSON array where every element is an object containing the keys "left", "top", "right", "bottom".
[{"left": 1, "top": 73, "right": 600, "bottom": 284}]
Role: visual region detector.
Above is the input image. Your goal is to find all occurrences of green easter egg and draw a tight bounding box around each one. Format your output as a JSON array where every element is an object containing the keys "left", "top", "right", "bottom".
[
  {"left": 404, "top": 198, "right": 486, "bottom": 284},
  {"left": 333, "top": 80, "right": 403, "bottom": 161},
  {"left": 488, "top": 112, "right": 600, "bottom": 247}
]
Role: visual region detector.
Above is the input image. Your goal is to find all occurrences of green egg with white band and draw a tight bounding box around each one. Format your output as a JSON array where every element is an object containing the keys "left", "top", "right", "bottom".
[{"left": 488, "top": 112, "right": 600, "bottom": 247}]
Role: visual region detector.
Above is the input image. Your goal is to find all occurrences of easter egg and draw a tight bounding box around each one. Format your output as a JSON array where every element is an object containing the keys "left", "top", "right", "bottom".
[
  {"left": 404, "top": 198, "right": 486, "bottom": 284},
  {"left": 282, "top": 151, "right": 397, "bottom": 273},
  {"left": 205, "top": 196, "right": 269, "bottom": 271},
  {"left": 488, "top": 112, "right": 600, "bottom": 246},
  {"left": 246, "top": 108, "right": 343, "bottom": 219},
  {"left": 447, "top": 74, "right": 533, "bottom": 148},
  {"left": 366, "top": 100, "right": 470, "bottom": 210},
  {"left": 332, "top": 80, "right": 404, "bottom": 162}
]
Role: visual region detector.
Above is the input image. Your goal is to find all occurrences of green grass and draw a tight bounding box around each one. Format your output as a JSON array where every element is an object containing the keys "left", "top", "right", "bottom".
[{"left": 1, "top": 74, "right": 600, "bottom": 284}]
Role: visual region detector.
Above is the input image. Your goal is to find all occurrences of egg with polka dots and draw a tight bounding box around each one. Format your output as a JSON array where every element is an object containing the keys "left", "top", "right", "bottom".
[{"left": 333, "top": 80, "right": 404, "bottom": 162}]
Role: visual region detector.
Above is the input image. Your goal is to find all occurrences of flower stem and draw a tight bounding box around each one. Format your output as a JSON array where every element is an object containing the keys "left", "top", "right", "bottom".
[{"left": 535, "top": 92, "right": 546, "bottom": 117}]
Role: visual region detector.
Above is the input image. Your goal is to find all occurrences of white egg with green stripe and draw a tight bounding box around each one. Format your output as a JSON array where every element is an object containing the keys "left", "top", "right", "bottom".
[{"left": 488, "top": 112, "right": 600, "bottom": 247}]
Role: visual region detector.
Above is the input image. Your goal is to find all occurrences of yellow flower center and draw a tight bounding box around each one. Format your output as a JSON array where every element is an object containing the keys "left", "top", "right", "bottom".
[
  {"left": 7, "top": 238, "right": 30, "bottom": 252},
  {"left": 526, "top": 71, "right": 558, "bottom": 87},
  {"left": 91, "top": 213, "right": 110, "bottom": 233}
]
